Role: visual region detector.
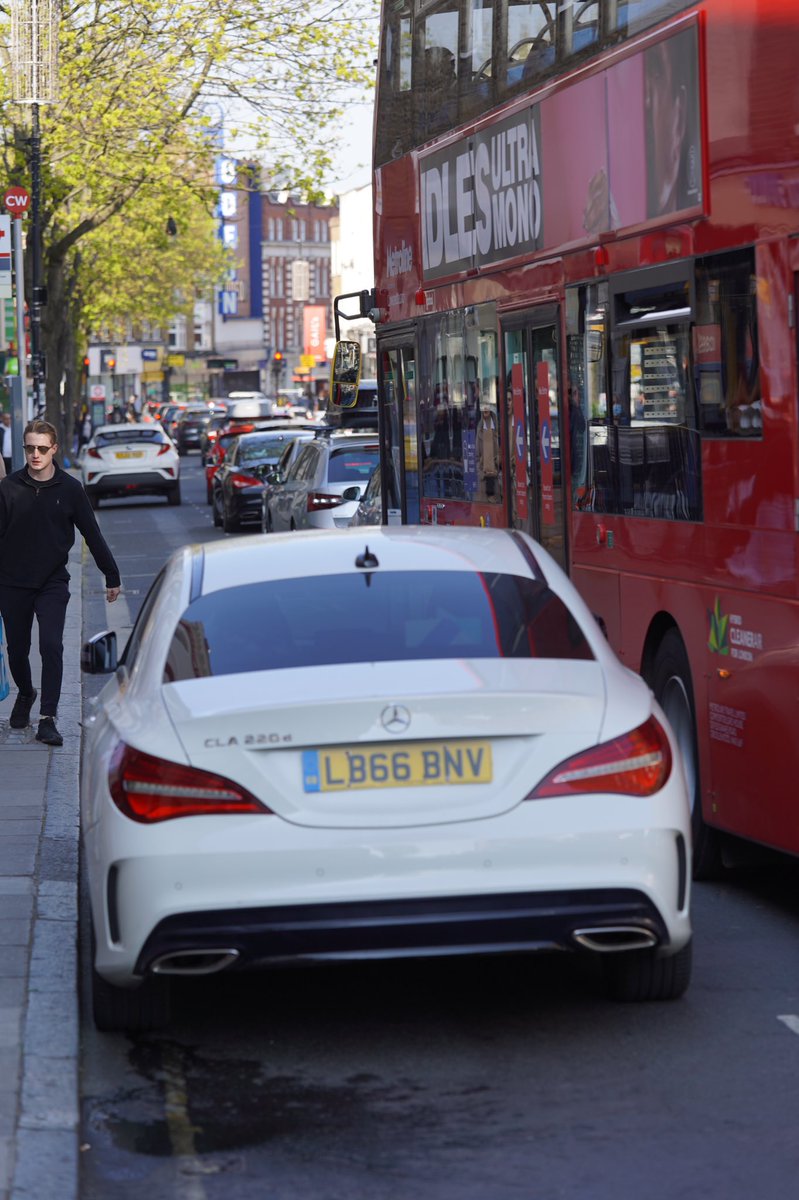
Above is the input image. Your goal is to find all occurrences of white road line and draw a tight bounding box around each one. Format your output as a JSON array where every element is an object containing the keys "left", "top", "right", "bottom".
[{"left": 777, "top": 1015, "right": 799, "bottom": 1036}]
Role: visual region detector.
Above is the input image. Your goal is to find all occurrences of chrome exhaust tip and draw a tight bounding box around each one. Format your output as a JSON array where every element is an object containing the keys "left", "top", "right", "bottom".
[
  {"left": 151, "top": 948, "right": 240, "bottom": 976},
  {"left": 572, "top": 926, "right": 659, "bottom": 953}
]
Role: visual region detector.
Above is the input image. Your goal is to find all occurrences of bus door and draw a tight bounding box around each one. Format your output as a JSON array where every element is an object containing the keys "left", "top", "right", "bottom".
[
  {"left": 377, "top": 338, "right": 419, "bottom": 524},
  {"left": 502, "top": 310, "right": 567, "bottom": 570}
]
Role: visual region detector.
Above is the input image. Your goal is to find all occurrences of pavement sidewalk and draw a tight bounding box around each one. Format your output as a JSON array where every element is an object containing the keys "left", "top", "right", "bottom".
[{"left": 0, "top": 540, "right": 83, "bottom": 1200}]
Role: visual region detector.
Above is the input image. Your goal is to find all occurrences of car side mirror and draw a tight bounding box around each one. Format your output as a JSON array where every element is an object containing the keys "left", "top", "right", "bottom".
[
  {"left": 341, "top": 485, "right": 361, "bottom": 502},
  {"left": 81, "top": 630, "right": 118, "bottom": 674},
  {"left": 265, "top": 469, "right": 283, "bottom": 485}
]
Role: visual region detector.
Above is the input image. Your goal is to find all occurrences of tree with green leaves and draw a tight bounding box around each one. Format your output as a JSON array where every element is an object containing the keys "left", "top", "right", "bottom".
[{"left": 0, "top": 0, "right": 376, "bottom": 439}]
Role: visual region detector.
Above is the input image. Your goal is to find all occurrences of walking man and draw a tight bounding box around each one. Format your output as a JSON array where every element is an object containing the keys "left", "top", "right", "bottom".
[{"left": 0, "top": 419, "right": 121, "bottom": 746}]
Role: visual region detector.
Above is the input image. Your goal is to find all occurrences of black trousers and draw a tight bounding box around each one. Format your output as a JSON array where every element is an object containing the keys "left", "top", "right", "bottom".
[{"left": 0, "top": 578, "right": 70, "bottom": 717}]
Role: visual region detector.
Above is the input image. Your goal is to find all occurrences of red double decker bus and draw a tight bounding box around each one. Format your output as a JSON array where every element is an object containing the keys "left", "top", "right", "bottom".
[{"left": 370, "top": 0, "right": 799, "bottom": 872}]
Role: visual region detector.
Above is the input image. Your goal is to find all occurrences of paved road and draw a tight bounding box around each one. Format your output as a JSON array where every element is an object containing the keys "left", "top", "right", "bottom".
[{"left": 79, "top": 456, "right": 799, "bottom": 1200}]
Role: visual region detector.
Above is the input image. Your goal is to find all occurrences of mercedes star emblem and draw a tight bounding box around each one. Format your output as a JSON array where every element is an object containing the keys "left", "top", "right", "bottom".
[{"left": 381, "top": 704, "right": 411, "bottom": 734}]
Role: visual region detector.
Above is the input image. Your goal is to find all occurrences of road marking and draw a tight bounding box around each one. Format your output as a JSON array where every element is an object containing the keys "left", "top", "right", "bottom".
[{"left": 777, "top": 1015, "right": 799, "bottom": 1036}]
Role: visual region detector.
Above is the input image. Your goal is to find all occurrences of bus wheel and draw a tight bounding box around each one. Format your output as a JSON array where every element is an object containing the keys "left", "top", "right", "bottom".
[{"left": 651, "top": 629, "right": 722, "bottom": 880}]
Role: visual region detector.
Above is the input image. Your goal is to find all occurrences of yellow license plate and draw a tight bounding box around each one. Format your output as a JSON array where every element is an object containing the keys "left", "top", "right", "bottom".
[
  {"left": 115, "top": 450, "right": 144, "bottom": 459},
  {"left": 302, "top": 740, "right": 493, "bottom": 793}
]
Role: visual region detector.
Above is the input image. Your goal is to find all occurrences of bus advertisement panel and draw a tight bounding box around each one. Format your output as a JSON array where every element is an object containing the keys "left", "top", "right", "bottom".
[{"left": 377, "top": 22, "right": 703, "bottom": 308}]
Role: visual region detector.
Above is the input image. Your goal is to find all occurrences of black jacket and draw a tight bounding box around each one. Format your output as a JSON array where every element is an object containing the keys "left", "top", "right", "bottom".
[{"left": 0, "top": 464, "right": 121, "bottom": 590}]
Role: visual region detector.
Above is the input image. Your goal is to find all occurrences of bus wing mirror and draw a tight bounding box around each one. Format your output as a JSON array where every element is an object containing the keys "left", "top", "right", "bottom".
[{"left": 330, "top": 341, "right": 361, "bottom": 409}]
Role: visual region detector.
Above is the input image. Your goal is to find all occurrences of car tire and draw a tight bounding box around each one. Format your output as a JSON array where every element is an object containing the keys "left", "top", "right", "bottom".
[
  {"left": 603, "top": 939, "right": 692, "bottom": 1002},
  {"left": 90, "top": 921, "right": 171, "bottom": 1032},
  {"left": 167, "top": 484, "right": 182, "bottom": 506},
  {"left": 213, "top": 491, "right": 223, "bottom": 527},
  {"left": 222, "top": 505, "right": 239, "bottom": 534},
  {"left": 92, "top": 962, "right": 172, "bottom": 1032},
  {"left": 650, "top": 629, "right": 722, "bottom": 880},
  {"left": 206, "top": 480, "right": 213, "bottom": 505}
]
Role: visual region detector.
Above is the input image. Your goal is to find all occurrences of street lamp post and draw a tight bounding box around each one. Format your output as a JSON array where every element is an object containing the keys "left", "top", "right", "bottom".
[{"left": 29, "top": 101, "right": 43, "bottom": 411}]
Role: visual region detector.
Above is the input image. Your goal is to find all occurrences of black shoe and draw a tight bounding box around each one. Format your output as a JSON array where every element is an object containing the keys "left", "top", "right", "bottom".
[
  {"left": 9, "top": 689, "right": 37, "bottom": 729},
  {"left": 36, "top": 717, "right": 63, "bottom": 747}
]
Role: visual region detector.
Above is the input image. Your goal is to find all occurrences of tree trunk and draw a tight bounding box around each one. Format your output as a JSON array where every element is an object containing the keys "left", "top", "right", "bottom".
[{"left": 42, "top": 253, "right": 66, "bottom": 442}]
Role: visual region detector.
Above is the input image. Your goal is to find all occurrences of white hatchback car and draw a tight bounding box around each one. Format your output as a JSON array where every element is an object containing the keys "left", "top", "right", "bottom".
[
  {"left": 81, "top": 527, "right": 692, "bottom": 1030},
  {"left": 81, "top": 423, "right": 181, "bottom": 508}
]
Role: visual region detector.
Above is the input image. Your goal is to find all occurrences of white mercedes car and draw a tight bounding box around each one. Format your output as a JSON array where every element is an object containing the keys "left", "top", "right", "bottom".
[
  {"left": 81, "top": 527, "right": 692, "bottom": 1030},
  {"left": 81, "top": 423, "right": 181, "bottom": 508}
]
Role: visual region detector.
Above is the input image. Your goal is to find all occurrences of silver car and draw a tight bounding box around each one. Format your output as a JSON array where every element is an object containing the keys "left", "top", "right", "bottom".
[{"left": 263, "top": 430, "right": 379, "bottom": 532}]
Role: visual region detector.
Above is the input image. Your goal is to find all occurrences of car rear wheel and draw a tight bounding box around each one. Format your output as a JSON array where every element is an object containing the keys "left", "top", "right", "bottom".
[
  {"left": 90, "top": 922, "right": 171, "bottom": 1032},
  {"left": 651, "top": 629, "right": 722, "bottom": 880},
  {"left": 603, "top": 939, "right": 692, "bottom": 1002},
  {"left": 167, "top": 483, "right": 181, "bottom": 506}
]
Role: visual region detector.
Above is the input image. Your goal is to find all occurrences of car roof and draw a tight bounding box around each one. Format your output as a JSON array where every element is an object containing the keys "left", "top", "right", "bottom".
[
  {"left": 236, "top": 429, "right": 306, "bottom": 443},
  {"left": 194, "top": 527, "right": 540, "bottom": 595},
  {"left": 94, "top": 423, "right": 164, "bottom": 434}
]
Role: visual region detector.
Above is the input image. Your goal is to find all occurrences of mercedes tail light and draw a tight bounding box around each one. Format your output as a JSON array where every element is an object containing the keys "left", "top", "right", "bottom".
[
  {"left": 307, "top": 491, "right": 344, "bottom": 511},
  {"left": 108, "top": 742, "right": 271, "bottom": 823},
  {"left": 526, "top": 716, "right": 672, "bottom": 799}
]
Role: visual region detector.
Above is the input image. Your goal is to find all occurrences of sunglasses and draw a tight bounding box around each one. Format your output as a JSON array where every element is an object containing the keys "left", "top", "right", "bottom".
[{"left": 24, "top": 444, "right": 55, "bottom": 454}]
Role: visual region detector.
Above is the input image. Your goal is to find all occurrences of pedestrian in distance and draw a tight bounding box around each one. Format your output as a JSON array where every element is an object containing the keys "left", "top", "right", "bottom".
[
  {"left": 0, "top": 419, "right": 121, "bottom": 746},
  {"left": 1, "top": 411, "right": 11, "bottom": 475}
]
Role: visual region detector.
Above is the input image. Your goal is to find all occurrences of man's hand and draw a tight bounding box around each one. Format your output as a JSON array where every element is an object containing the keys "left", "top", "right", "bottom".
[{"left": 106, "top": 587, "right": 121, "bottom": 603}]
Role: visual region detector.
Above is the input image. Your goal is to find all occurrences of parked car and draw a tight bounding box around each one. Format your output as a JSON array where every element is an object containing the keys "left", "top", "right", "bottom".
[
  {"left": 174, "top": 406, "right": 214, "bottom": 455},
  {"left": 212, "top": 430, "right": 309, "bottom": 533},
  {"left": 157, "top": 402, "right": 188, "bottom": 440},
  {"left": 263, "top": 430, "right": 379, "bottom": 532},
  {"left": 80, "top": 525, "right": 692, "bottom": 1031},
  {"left": 348, "top": 463, "right": 384, "bottom": 526},
  {"left": 225, "top": 392, "right": 275, "bottom": 419},
  {"left": 259, "top": 432, "right": 318, "bottom": 532},
  {"left": 81, "top": 424, "right": 181, "bottom": 508},
  {"left": 205, "top": 418, "right": 304, "bottom": 504},
  {"left": 200, "top": 413, "right": 230, "bottom": 465}
]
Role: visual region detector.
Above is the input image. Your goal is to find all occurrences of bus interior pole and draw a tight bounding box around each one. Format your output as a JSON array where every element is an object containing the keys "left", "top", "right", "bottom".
[{"left": 12, "top": 213, "right": 28, "bottom": 440}]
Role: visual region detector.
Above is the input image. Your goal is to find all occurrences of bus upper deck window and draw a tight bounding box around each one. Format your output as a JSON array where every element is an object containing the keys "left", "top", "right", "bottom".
[{"left": 504, "top": 1, "right": 557, "bottom": 92}]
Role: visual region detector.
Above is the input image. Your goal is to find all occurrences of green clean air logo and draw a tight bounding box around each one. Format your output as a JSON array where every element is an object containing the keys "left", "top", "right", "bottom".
[{"left": 707, "top": 597, "right": 729, "bottom": 655}]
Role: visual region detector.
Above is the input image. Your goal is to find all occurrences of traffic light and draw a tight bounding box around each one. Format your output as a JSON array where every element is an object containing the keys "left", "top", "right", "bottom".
[
  {"left": 272, "top": 351, "right": 285, "bottom": 370},
  {"left": 101, "top": 349, "right": 116, "bottom": 372}
]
